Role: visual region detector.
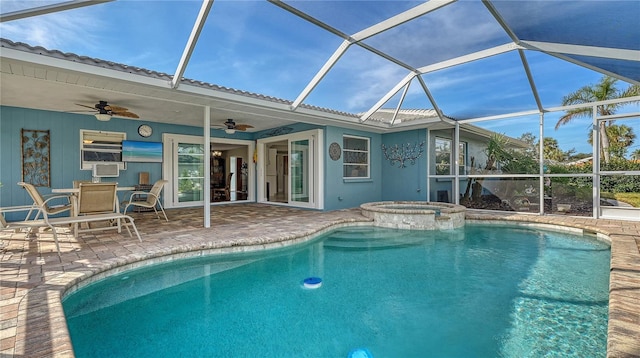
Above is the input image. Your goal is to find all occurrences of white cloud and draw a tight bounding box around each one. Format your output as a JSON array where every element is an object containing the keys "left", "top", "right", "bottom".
[
  {"left": 365, "top": 1, "right": 508, "bottom": 67},
  {"left": 342, "top": 57, "right": 408, "bottom": 111},
  {"left": 0, "top": 1, "right": 105, "bottom": 52}
]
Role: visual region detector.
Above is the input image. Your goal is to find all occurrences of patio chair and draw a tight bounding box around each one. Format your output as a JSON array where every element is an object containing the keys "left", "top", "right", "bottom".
[
  {"left": 76, "top": 182, "right": 125, "bottom": 236},
  {"left": 0, "top": 204, "right": 63, "bottom": 253},
  {"left": 2, "top": 197, "right": 142, "bottom": 256},
  {"left": 18, "top": 182, "right": 72, "bottom": 220},
  {"left": 121, "top": 179, "right": 169, "bottom": 221},
  {"left": 73, "top": 180, "right": 93, "bottom": 188},
  {"left": 0, "top": 205, "right": 43, "bottom": 233}
]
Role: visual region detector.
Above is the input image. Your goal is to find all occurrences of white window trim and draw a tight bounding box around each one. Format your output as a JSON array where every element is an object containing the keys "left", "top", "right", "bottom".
[
  {"left": 435, "top": 137, "right": 452, "bottom": 176},
  {"left": 459, "top": 141, "right": 467, "bottom": 176},
  {"left": 435, "top": 137, "right": 467, "bottom": 176},
  {"left": 80, "top": 129, "right": 126, "bottom": 170},
  {"left": 343, "top": 135, "right": 370, "bottom": 179}
]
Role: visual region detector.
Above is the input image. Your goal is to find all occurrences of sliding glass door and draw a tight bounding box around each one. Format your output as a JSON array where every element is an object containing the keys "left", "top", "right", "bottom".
[
  {"left": 290, "top": 138, "right": 310, "bottom": 204},
  {"left": 162, "top": 133, "right": 255, "bottom": 209},
  {"left": 257, "top": 129, "right": 323, "bottom": 209},
  {"left": 176, "top": 143, "right": 205, "bottom": 204}
]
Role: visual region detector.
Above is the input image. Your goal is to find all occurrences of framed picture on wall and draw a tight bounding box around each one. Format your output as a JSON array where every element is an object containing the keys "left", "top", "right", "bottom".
[{"left": 122, "top": 140, "right": 163, "bottom": 162}]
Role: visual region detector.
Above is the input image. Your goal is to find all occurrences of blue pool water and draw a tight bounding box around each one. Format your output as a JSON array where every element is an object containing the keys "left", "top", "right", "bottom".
[{"left": 63, "top": 225, "right": 610, "bottom": 357}]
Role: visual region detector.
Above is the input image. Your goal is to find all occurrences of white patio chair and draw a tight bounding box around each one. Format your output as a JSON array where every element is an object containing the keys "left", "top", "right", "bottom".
[
  {"left": 121, "top": 179, "right": 169, "bottom": 221},
  {"left": 18, "top": 181, "right": 72, "bottom": 220}
]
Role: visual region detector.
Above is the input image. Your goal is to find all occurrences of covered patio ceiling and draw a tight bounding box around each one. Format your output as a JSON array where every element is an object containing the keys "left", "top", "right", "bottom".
[{"left": 1, "top": 0, "right": 638, "bottom": 133}]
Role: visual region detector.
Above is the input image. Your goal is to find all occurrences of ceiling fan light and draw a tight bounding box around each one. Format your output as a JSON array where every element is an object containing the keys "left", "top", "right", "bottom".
[
  {"left": 225, "top": 128, "right": 236, "bottom": 134},
  {"left": 95, "top": 113, "right": 111, "bottom": 121}
]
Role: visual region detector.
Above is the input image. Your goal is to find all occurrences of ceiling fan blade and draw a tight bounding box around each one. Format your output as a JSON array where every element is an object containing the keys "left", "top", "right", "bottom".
[
  {"left": 105, "top": 104, "right": 128, "bottom": 112},
  {"left": 235, "top": 124, "right": 254, "bottom": 131},
  {"left": 75, "top": 103, "right": 97, "bottom": 111},
  {"left": 112, "top": 111, "right": 139, "bottom": 119}
]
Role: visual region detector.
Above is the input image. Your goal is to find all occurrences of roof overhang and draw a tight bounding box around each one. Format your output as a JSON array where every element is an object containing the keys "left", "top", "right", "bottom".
[{"left": 1, "top": 40, "right": 419, "bottom": 134}]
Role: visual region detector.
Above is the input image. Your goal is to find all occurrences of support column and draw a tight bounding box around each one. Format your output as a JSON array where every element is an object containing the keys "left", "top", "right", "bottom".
[{"left": 204, "top": 106, "right": 211, "bottom": 228}]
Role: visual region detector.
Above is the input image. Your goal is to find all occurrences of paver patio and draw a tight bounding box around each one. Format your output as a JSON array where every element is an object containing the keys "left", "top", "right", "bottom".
[{"left": 1, "top": 204, "right": 638, "bottom": 357}]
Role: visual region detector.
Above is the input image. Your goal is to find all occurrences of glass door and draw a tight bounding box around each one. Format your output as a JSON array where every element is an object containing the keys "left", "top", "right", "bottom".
[
  {"left": 256, "top": 129, "right": 323, "bottom": 209},
  {"left": 163, "top": 133, "right": 255, "bottom": 209},
  {"left": 176, "top": 143, "right": 204, "bottom": 204},
  {"left": 290, "top": 138, "right": 310, "bottom": 204}
]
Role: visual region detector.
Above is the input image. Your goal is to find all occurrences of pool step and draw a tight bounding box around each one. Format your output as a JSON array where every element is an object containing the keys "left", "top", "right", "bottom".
[{"left": 324, "top": 229, "right": 427, "bottom": 249}]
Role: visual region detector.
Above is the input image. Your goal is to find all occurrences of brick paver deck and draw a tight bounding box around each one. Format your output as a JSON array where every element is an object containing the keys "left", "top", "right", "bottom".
[{"left": 1, "top": 204, "right": 638, "bottom": 357}]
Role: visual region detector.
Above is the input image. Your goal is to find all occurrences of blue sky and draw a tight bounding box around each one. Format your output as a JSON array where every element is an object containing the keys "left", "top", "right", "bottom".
[{"left": 1, "top": 0, "right": 637, "bottom": 155}]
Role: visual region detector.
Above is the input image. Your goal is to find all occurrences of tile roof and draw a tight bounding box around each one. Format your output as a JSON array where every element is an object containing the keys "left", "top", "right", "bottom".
[{"left": 0, "top": 38, "right": 361, "bottom": 120}]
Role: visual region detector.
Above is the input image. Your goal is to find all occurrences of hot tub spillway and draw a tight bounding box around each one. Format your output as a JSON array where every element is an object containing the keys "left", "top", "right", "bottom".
[{"left": 360, "top": 201, "right": 466, "bottom": 230}]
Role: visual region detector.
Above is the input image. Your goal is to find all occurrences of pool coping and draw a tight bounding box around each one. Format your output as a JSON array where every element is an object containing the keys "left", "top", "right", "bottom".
[{"left": 2, "top": 208, "right": 639, "bottom": 357}]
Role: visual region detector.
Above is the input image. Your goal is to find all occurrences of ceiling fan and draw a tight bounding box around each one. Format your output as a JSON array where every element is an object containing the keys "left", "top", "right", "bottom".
[
  {"left": 75, "top": 100, "right": 139, "bottom": 121},
  {"left": 218, "top": 119, "right": 254, "bottom": 134}
]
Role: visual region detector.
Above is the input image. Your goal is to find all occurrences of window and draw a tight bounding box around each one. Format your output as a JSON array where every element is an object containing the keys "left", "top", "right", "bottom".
[
  {"left": 435, "top": 137, "right": 466, "bottom": 175},
  {"left": 459, "top": 142, "right": 467, "bottom": 175},
  {"left": 343, "top": 135, "right": 370, "bottom": 178},
  {"left": 80, "top": 130, "right": 126, "bottom": 170}
]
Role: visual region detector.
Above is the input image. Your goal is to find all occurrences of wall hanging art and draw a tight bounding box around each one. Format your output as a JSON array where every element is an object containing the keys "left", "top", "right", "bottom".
[
  {"left": 21, "top": 129, "right": 51, "bottom": 186},
  {"left": 382, "top": 141, "right": 425, "bottom": 168},
  {"left": 329, "top": 142, "right": 341, "bottom": 161}
]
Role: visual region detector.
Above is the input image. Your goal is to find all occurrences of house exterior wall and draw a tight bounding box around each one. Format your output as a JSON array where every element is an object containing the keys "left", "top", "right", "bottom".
[
  {"left": 1, "top": 106, "right": 390, "bottom": 214},
  {"left": 323, "top": 125, "right": 383, "bottom": 211},
  {"left": 0, "top": 106, "right": 240, "bottom": 212},
  {"left": 380, "top": 129, "right": 428, "bottom": 202}
]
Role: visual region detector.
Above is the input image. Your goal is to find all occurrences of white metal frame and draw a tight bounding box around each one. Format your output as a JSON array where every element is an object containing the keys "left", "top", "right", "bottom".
[{"left": 426, "top": 97, "right": 639, "bottom": 221}]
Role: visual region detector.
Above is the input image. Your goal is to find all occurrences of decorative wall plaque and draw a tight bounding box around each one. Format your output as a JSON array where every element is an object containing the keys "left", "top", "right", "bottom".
[
  {"left": 329, "top": 142, "right": 341, "bottom": 161},
  {"left": 382, "top": 141, "right": 425, "bottom": 168},
  {"left": 21, "top": 129, "right": 51, "bottom": 186}
]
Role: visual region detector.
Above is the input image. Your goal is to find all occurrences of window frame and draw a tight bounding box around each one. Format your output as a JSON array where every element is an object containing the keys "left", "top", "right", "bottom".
[
  {"left": 435, "top": 137, "right": 467, "bottom": 175},
  {"left": 80, "top": 129, "right": 126, "bottom": 170},
  {"left": 342, "top": 135, "right": 370, "bottom": 179}
]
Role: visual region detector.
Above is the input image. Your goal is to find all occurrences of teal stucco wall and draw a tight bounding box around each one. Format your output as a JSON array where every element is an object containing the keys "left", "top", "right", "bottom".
[
  {"left": 380, "top": 129, "right": 428, "bottom": 202},
  {"left": 323, "top": 125, "right": 383, "bottom": 210}
]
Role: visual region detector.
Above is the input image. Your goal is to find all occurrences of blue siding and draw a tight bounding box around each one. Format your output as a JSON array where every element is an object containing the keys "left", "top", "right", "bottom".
[
  {"left": 2, "top": 106, "right": 428, "bottom": 215},
  {"left": 0, "top": 106, "right": 242, "bottom": 211},
  {"left": 323, "top": 126, "right": 383, "bottom": 210},
  {"left": 381, "top": 130, "right": 428, "bottom": 202}
]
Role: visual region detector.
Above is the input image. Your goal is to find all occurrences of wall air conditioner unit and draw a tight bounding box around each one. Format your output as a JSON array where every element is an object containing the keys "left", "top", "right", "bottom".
[{"left": 92, "top": 163, "right": 120, "bottom": 178}]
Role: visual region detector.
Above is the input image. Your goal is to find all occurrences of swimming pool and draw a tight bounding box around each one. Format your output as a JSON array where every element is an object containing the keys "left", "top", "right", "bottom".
[{"left": 62, "top": 224, "right": 610, "bottom": 357}]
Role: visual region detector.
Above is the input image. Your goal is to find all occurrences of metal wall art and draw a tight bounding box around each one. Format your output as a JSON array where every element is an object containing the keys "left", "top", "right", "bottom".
[
  {"left": 21, "top": 129, "right": 51, "bottom": 186},
  {"left": 382, "top": 141, "right": 425, "bottom": 168}
]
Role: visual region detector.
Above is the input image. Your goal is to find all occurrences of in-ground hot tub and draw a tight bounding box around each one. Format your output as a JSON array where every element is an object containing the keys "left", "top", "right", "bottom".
[{"left": 360, "top": 201, "right": 466, "bottom": 230}]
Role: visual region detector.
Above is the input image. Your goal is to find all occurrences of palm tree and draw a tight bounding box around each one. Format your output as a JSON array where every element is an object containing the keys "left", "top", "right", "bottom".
[
  {"left": 556, "top": 76, "right": 639, "bottom": 164},
  {"left": 588, "top": 124, "right": 636, "bottom": 159}
]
